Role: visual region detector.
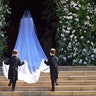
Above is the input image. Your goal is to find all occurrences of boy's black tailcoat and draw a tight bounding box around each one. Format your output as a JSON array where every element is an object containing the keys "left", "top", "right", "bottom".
[
  {"left": 45, "top": 55, "right": 59, "bottom": 79},
  {"left": 4, "top": 56, "right": 24, "bottom": 80}
]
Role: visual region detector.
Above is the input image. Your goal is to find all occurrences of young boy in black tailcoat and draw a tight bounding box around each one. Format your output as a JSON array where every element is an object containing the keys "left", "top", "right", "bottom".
[
  {"left": 44, "top": 48, "right": 59, "bottom": 92},
  {"left": 3, "top": 49, "right": 25, "bottom": 91}
]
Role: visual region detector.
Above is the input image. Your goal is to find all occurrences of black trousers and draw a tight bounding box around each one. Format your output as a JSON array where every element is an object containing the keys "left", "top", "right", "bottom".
[
  {"left": 51, "top": 78, "right": 55, "bottom": 91},
  {"left": 9, "top": 80, "right": 16, "bottom": 90},
  {"left": 51, "top": 75, "right": 58, "bottom": 91}
]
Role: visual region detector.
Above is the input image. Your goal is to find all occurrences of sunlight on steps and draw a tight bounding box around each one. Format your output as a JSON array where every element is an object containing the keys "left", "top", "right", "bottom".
[{"left": 0, "top": 66, "right": 96, "bottom": 96}]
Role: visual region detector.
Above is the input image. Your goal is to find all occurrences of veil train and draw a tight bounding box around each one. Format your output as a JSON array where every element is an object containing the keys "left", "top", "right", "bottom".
[{"left": 2, "top": 10, "right": 49, "bottom": 83}]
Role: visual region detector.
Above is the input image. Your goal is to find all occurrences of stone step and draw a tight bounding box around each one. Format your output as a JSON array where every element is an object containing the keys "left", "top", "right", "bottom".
[
  {"left": 39, "top": 75, "right": 96, "bottom": 80},
  {"left": 59, "top": 66, "right": 96, "bottom": 71},
  {"left": 0, "top": 90, "right": 96, "bottom": 96},
  {"left": 0, "top": 80, "right": 96, "bottom": 86},
  {"left": 1, "top": 75, "right": 96, "bottom": 81},
  {"left": 1, "top": 67, "right": 96, "bottom": 96},
  {"left": 1, "top": 85, "right": 96, "bottom": 91},
  {"left": 1, "top": 71, "right": 96, "bottom": 81},
  {"left": 41, "top": 71, "right": 96, "bottom": 76},
  {"left": 1, "top": 70, "right": 96, "bottom": 76}
]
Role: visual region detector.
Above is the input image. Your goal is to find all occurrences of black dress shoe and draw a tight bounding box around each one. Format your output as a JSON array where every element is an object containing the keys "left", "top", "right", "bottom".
[
  {"left": 56, "top": 83, "right": 58, "bottom": 86},
  {"left": 8, "top": 82, "right": 11, "bottom": 86},
  {"left": 12, "top": 87, "right": 15, "bottom": 91},
  {"left": 51, "top": 89, "right": 55, "bottom": 92}
]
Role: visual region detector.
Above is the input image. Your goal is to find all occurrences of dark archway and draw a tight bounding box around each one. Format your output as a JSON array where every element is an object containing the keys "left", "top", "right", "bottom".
[{"left": 9, "top": 0, "right": 44, "bottom": 27}]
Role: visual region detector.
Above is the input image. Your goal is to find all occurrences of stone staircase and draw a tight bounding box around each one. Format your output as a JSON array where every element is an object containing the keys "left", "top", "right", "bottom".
[{"left": 0, "top": 67, "right": 96, "bottom": 96}]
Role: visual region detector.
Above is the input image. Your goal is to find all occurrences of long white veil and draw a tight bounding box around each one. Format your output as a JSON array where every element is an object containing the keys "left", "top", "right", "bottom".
[{"left": 2, "top": 10, "right": 49, "bottom": 83}]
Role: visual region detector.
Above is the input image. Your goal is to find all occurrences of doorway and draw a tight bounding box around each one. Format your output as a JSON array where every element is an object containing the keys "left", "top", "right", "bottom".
[
  {"left": 5, "top": 0, "right": 57, "bottom": 57},
  {"left": 5, "top": 0, "right": 45, "bottom": 56}
]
